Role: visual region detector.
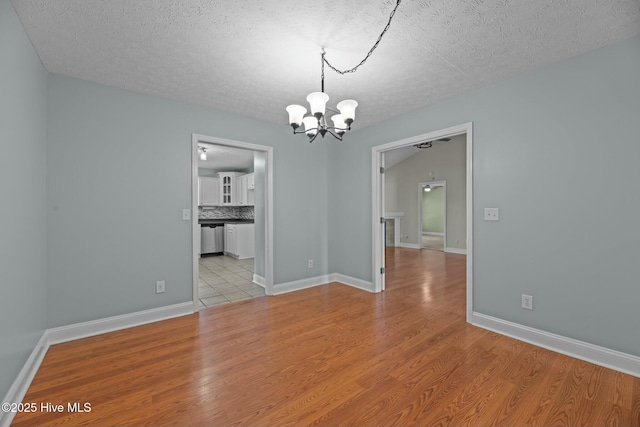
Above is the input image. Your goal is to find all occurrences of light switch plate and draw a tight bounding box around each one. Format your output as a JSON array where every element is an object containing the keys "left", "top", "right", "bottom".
[
  {"left": 182, "top": 209, "right": 191, "bottom": 220},
  {"left": 484, "top": 208, "right": 499, "bottom": 221}
]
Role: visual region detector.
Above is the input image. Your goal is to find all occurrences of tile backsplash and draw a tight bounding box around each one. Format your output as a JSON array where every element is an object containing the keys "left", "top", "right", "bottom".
[{"left": 199, "top": 206, "right": 254, "bottom": 220}]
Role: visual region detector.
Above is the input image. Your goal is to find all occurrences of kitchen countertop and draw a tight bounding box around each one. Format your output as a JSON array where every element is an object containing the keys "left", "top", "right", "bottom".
[{"left": 199, "top": 219, "right": 254, "bottom": 225}]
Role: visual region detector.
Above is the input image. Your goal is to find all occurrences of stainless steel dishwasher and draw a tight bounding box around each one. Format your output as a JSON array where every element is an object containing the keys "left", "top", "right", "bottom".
[{"left": 200, "top": 223, "right": 224, "bottom": 254}]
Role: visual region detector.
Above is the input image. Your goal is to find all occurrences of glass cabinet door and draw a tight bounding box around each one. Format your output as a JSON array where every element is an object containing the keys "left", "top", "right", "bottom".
[{"left": 223, "top": 176, "right": 231, "bottom": 204}]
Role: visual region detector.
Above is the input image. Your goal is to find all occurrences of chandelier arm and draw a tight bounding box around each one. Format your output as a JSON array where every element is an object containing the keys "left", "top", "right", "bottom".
[
  {"left": 292, "top": 126, "right": 321, "bottom": 143},
  {"left": 323, "top": 0, "right": 402, "bottom": 75},
  {"left": 293, "top": 127, "right": 320, "bottom": 134},
  {"left": 324, "top": 128, "right": 344, "bottom": 141}
]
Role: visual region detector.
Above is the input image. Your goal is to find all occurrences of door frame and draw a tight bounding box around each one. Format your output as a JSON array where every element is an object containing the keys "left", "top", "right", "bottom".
[
  {"left": 371, "top": 122, "right": 473, "bottom": 322},
  {"left": 191, "top": 134, "right": 274, "bottom": 312},
  {"left": 418, "top": 180, "right": 446, "bottom": 250}
]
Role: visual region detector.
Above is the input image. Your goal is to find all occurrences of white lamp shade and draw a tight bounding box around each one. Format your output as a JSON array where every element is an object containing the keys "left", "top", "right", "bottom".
[
  {"left": 331, "top": 114, "right": 347, "bottom": 131},
  {"left": 200, "top": 152, "right": 207, "bottom": 161},
  {"left": 302, "top": 116, "right": 318, "bottom": 136},
  {"left": 306, "top": 92, "right": 329, "bottom": 117},
  {"left": 285, "top": 104, "right": 307, "bottom": 126},
  {"left": 336, "top": 99, "right": 358, "bottom": 122}
]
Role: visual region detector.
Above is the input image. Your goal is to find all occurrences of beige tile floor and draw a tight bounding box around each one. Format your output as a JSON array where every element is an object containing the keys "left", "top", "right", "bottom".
[{"left": 198, "top": 255, "right": 265, "bottom": 309}]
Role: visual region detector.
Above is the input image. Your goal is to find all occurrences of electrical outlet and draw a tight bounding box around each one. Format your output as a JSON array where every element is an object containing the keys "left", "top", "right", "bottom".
[
  {"left": 308, "top": 259, "right": 313, "bottom": 268},
  {"left": 484, "top": 208, "right": 499, "bottom": 221},
  {"left": 182, "top": 209, "right": 191, "bottom": 220},
  {"left": 156, "top": 280, "right": 166, "bottom": 294},
  {"left": 521, "top": 294, "right": 533, "bottom": 310}
]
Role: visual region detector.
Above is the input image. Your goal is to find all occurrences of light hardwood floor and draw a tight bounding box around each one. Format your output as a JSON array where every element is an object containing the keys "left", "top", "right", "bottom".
[{"left": 13, "top": 248, "right": 640, "bottom": 426}]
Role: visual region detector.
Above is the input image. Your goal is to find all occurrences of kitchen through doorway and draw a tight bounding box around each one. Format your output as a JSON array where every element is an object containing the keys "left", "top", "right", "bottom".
[{"left": 191, "top": 134, "right": 274, "bottom": 312}]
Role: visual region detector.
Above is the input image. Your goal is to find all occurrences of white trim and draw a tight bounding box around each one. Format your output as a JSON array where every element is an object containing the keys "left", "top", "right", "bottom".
[
  {"left": 371, "top": 123, "right": 473, "bottom": 321},
  {"left": 445, "top": 247, "right": 467, "bottom": 255},
  {"left": 472, "top": 312, "right": 640, "bottom": 378},
  {"left": 329, "top": 273, "right": 375, "bottom": 293},
  {"left": 465, "top": 126, "right": 474, "bottom": 322},
  {"left": 272, "top": 273, "right": 375, "bottom": 295},
  {"left": 272, "top": 275, "right": 331, "bottom": 295},
  {"left": 252, "top": 274, "right": 266, "bottom": 288},
  {"left": 47, "top": 302, "right": 194, "bottom": 345},
  {"left": 192, "top": 136, "right": 200, "bottom": 312},
  {"left": 423, "top": 232, "right": 444, "bottom": 236},
  {"left": 0, "top": 332, "right": 49, "bottom": 427},
  {"left": 192, "top": 134, "right": 275, "bottom": 304},
  {"left": 399, "top": 243, "right": 421, "bottom": 249}
]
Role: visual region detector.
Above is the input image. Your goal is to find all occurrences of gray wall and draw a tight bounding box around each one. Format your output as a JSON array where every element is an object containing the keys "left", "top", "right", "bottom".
[
  {"left": 0, "top": 0, "right": 48, "bottom": 400},
  {"left": 329, "top": 35, "right": 640, "bottom": 357},
  {"left": 46, "top": 74, "right": 330, "bottom": 327}
]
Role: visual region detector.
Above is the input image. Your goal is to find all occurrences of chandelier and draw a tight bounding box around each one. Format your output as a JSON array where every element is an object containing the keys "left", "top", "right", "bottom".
[
  {"left": 286, "top": 50, "right": 357, "bottom": 143},
  {"left": 285, "top": 0, "right": 402, "bottom": 143}
]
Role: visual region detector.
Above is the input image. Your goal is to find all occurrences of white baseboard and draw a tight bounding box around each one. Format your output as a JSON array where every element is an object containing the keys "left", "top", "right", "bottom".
[
  {"left": 272, "top": 273, "right": 375, "bottom": 295},
  {"left": 471, "top": 312, "right": 640, "bottom": 378},
  {"left": 47, "top": 302, "right": 194, "bottom": 345},
  {"left": 445, "top": 247, "right": 467, "bottom": 255},
  {"left": 272, "top": 275, "right": 331, "bottom": 295},
  {"left": 252, "top": 274, "right": 266, "bottom": 288},
  {"left": 399, "top": 243, "right": 420, "bottom": 249},
  {"left": 0, "top": 332, "right": 50, "bottom": 427},
  {"left": 329, "top": 273, "right": 375, "bottom": 293}
]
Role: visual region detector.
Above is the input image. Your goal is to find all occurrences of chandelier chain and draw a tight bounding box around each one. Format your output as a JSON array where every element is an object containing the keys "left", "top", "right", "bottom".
[{"left": 322, "top": 0, "right": 402, "bottom": 76}]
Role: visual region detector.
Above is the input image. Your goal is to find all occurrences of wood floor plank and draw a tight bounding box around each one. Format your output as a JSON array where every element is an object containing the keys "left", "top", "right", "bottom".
[{"left": 12, "top": 248, "right": 640, "bottom": 426}]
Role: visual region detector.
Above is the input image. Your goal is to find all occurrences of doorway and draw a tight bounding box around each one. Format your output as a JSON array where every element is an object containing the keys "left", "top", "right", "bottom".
[
  {"left": 372, "top": 123, "right": 473, "bottom": 320},
  {"left": 191, "top": 134, "right": 274, "bottom": 312},
  {"left": 419, "top": 180, "right": 446, "bottom": 251}
]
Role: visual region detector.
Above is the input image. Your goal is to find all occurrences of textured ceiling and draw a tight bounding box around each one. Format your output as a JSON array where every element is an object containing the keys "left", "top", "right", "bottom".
[{"left": 11, "top": 0, "right": 640, "bottom": 129}]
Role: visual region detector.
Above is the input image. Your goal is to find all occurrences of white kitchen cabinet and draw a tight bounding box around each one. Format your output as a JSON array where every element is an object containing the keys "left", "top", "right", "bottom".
[
  {"left": 198, "top": 177, "right": 219, "bottom": 206},
  {"left": 245, "top": 173, "right": 255, "bottom": 206},
  {"left": 236, "top": 174, "right": 255, "bottom": 206},
  {"left": 224, "top": 223, "right": 254, "bottom": 259},
  {"left": 218, "top": 172, "right": 242, "bottom": 205},
  {"left": 225, "top": 224, "right": 236, "bottom": 257},
  {"left": 237, "top": 174, "right": 248, "bottom": 205}
]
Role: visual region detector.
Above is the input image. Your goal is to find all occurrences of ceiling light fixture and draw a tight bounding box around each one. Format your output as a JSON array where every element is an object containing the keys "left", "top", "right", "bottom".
[
  {"left": 286, "top": 0, "right": 402, "bottom": 143},
  {"left": 199, "top": 147, "right": 207, "bottom": 161},
  {"left": 424, "top": 185, "right": 432, "bottom": 192}
]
